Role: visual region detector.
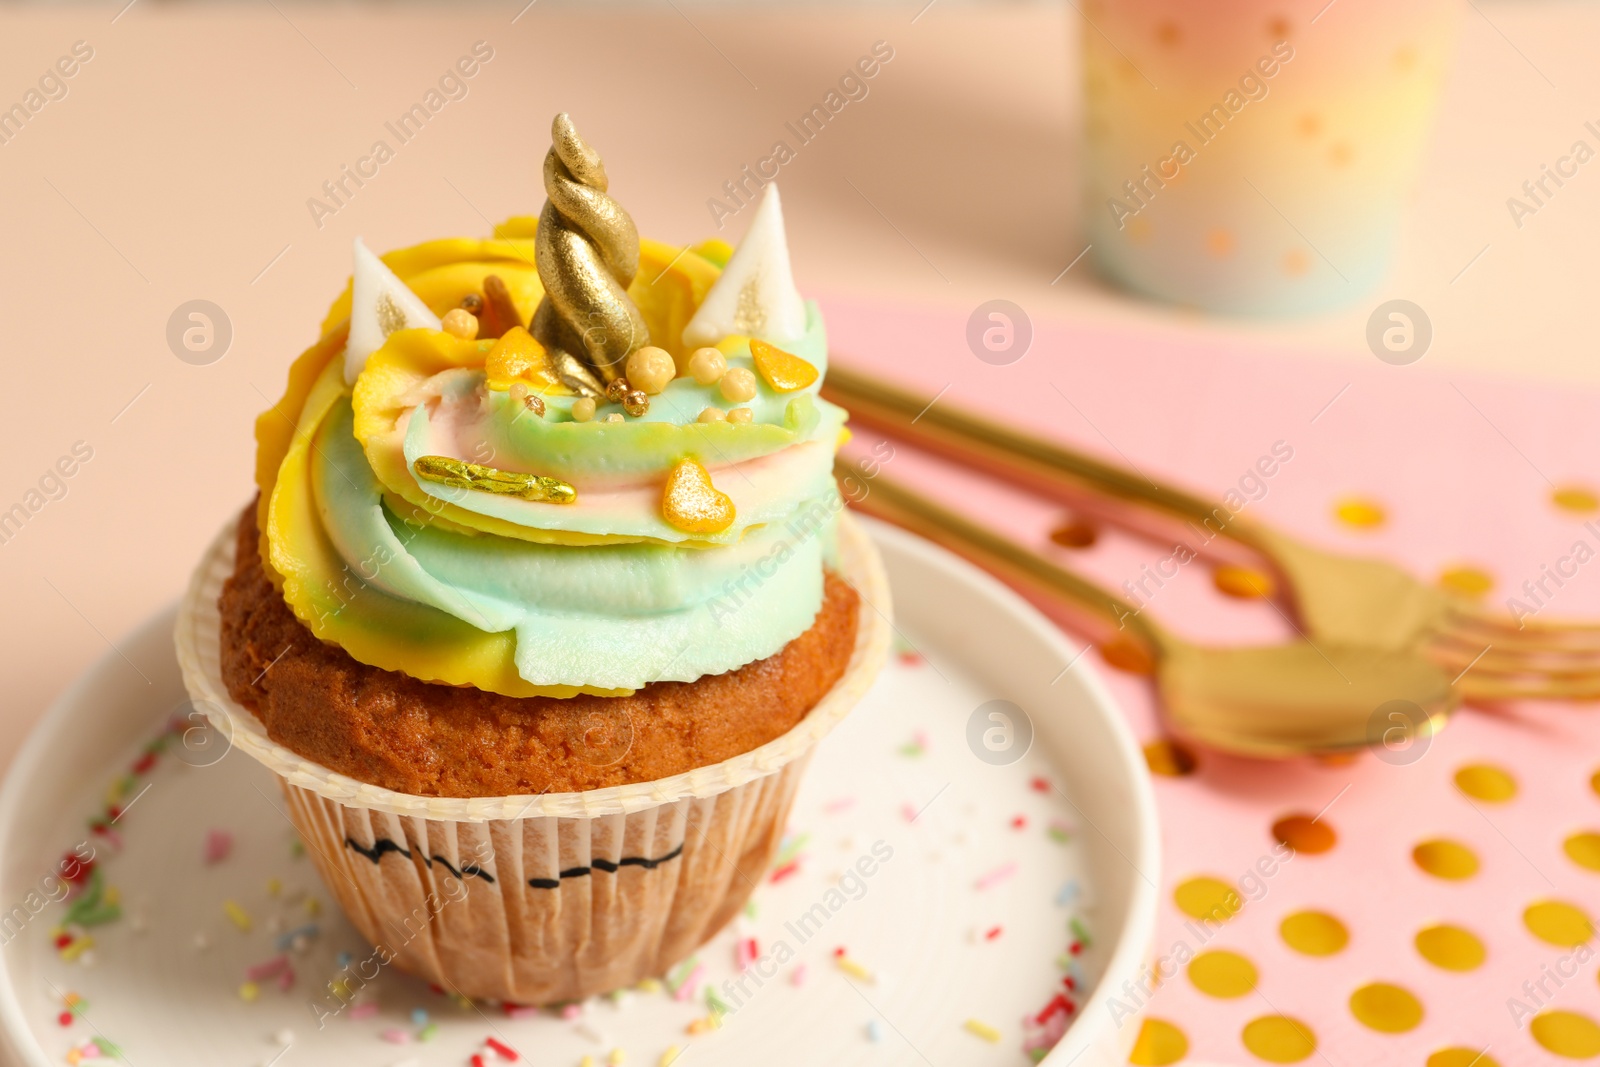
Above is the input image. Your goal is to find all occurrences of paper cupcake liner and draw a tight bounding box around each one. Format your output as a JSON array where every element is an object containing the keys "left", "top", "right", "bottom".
[{"left": 175, "top": 508, "right": 890, "bottom": 1002}]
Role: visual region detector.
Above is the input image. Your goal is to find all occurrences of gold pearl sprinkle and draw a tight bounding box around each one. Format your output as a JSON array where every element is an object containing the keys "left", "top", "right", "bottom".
[
  {"left": 441, "top": 308, "right": 479, "bottom": 340},
  {"left": 412, "top": 455, "right": 575, "bottom": 504}
]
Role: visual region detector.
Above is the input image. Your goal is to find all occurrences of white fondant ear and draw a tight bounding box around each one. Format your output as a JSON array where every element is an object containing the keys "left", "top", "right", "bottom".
[
  {"left": 682, "top": 183, "right": 807, "bottom": 349},
  {"left": 345, "top": 237, "right": 441, "bottom": 384}
]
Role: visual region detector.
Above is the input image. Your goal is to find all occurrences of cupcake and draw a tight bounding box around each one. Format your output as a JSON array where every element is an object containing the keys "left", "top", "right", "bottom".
[{"left": 174, "top": 113, "right": 889, "bottom": 1005}]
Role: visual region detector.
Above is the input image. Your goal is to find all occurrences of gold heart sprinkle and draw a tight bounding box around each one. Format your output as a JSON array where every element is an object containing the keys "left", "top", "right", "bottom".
[
  {"left": 413, "top": 455, "right": 576, "bottom": 504},
  {"left": 749, "top": 338, "right": 819, "bottom": 393},
  {"left": 485, "top": 326, "right": 569, "bottom": 394},
  {"left": 661, "top": 458, "right": 736, "bottom": 534}
]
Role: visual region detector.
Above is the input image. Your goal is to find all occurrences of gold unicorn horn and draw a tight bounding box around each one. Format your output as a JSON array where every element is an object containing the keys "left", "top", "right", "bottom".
[{"left": 531, "top": 113, "right": 650, "bottom": 397}]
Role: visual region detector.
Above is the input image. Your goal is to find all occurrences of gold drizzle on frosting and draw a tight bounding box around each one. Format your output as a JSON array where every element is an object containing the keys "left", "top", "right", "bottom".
[
  {"left": 531, "top": 113, "right": 650, "bottom": 397},
  {"left": 412, "top": 455, "right": 577, "bottom": 505}
]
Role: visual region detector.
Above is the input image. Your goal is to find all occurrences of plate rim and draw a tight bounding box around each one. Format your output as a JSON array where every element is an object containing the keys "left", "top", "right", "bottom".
[{"left": 0, "top": 516, "right": 1158, "bottom": 1067}]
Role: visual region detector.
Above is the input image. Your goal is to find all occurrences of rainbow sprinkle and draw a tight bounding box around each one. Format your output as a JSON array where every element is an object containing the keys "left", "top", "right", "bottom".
[
  {"left": 275, "top": 922, "right": 319, "bottom": 951},
  {"left": 222, "top": 899, "right": 252, "bottom": 932},
  {"left": 59, "top": 936, "right": 94, "bottom": 963},
  {"left": 975, "top": 862, "right": 1017, "bottom": 891},
  {"left": 485, "top": 1035, "right": 519, "bottom": 1061},
  {"left": 773, "top": 833, "right": 809, "bottom": 866},
  {"left": 63, "top": 871, "right": 120, "bottom": 929},
  {"left": 834, "top": 955, "right": 874, "bottom": 983},
  {"left": 963, "top": 1018, "right": 1001, "bottom": 1043},
  {"left": 203, "top": 829, "right": 233, "bottom": 864},
  {"left": 664, "top": 958, "right": 698, "bottom": 996},
  {"left": 672, "top": 965, "right": 705, "bottom": 1002}
]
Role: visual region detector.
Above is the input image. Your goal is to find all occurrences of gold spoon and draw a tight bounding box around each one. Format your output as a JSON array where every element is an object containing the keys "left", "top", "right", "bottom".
[
  {"left": 837, "top": 458, "right": 1460, "bottom": 759},
  {"left": 823, "top": 364, "right": 1600, "bottom": 701}
]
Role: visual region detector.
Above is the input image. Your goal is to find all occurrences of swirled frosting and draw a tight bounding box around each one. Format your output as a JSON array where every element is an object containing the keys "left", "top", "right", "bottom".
[{"left": 254, "top": 211, "right": 849, "bottom": 698}]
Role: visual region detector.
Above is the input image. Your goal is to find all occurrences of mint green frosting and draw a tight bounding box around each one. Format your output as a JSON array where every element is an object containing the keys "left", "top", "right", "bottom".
[
  {"left": 401, "top": 301, "right": 842, "bottom": 545},
  {"left": 316, "top": 391, "right": 844, "bottom": 690}
]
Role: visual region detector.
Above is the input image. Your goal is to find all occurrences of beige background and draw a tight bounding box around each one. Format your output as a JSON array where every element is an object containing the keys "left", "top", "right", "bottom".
[{"left": 0, "top": 0, "right": 1596, "bottom": 774}]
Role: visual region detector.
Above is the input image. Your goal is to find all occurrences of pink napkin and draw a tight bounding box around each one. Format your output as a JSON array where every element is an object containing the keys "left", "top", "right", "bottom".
[{"left": 822, "top": 293, "right": 1600, "bottom": 1066}]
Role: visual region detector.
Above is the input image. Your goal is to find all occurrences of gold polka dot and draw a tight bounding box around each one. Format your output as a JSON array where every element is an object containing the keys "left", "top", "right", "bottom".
[
  {"left": 1531, "top": 1010, "right": 1600, "bottom": 1059},
  {"left": 1329, "top": 142, "right": 1354, "bottom": 167},
  {"left": 1454, "top": 764, "right": 1517, "bottom": 802},
  {"left": 1214, "top": 565, "right": 1274, "bottom": 599},
  {"left": 1592, "top": 768, "right": 1600, "bottom": 797},
  {"left": 1266, "top": 16, "right": 1290, "bottom": 40},
  {"left": 1187, "top": 949, "right": 1258, "bottom": 998},
  {"left": 1524, "top": 900, "right": 1594, "bottom": 947},
  {"left": 1126, "top": 216, "right": 1153, "bottom": 244},
  {"left": 1174, "top": 876, "right": 1242, "bottom": 923},
  {"left": 1272, "top": 814, "right": 1337, "bottom": 855},
  {"left": 1438, "top": 565, "right": 1495, "bottom": 598},
  {"left": 1241, "top": 1015, "right": 1317, "bottom": 1063},
  {"left": 1334, "top": 498, "right": 1385, "bottom": 529},
  {"left": 1563, "top": 831, "right": 1600, "bottom": 872},
  {"left": 1144, "top": 739, "right": 1198, "bottom": 777},
  {"left": 1282, "top": 248, "right": 1311, "bottom": 277},
  {"left": 1349, "top": 982, "right": 1424, "bottom": 1033},
  {"left": 1296, "top": 113, "right": 1321, "bottom": 137},
  {"left": 1206, "top": 228, "right": 1235, "bottom": 259},
  {"left": 1050, "top": 517, "right": 1098, "bottom": 548},
  {"left": 1415, "top": 923, "right": 1486, "bottom": 971},
  {"left": 1101, "top": 635, "right": 1155, "bottom": 675},
  {"left": 1394, "top": 45, "right": 1419, "bottom": 72},
  {"left": 1427, "top": 1048, "right": 1500, "bottom": 1067},
  {"left": 1154, "top": 21, "right": 1181, "bottom": 46},
  {"left": 1280, "top": 910, "right": 1348, "bottom": 956},
  {"left": 1553, "top": 485, "right": 1599, "bottom": 514},
  {"left": 1413, "top": 839, "right": 1480, "bottom": 880},
  {"left": 1128, "top": 1017, "right": 1188, "bottom": 1065}
]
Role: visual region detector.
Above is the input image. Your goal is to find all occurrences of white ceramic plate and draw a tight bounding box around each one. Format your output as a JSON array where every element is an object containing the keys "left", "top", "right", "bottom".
[{"left": 0, "top": 519, "right": 1157, "bottom": 1067}]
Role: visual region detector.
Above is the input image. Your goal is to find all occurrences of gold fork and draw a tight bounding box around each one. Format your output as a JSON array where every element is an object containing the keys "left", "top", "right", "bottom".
[
  {"left": 838, "top": 457, "right": 1459, "bottom": 758},
  {"left": 823, "top": 365, "right": 1600, "bottom": 703}
]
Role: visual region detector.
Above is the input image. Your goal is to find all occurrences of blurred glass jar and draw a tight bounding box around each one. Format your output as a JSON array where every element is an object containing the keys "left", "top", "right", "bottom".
[{"left": 1082, "top": 0, "right": 1458, "bottom": 316}]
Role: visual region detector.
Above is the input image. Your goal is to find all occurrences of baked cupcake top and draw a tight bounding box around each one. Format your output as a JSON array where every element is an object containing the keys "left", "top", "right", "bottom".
[{"left": 254, "top": 115, "right": 848, "bottom": 699}]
